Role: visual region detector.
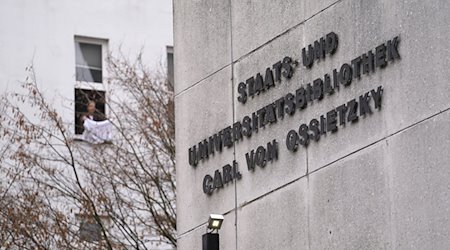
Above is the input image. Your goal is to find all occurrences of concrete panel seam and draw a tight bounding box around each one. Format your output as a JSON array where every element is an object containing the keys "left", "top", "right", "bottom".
[
  {"left": 175, "top": 63, "right": 230, "bottom": 98},
  {"left": 177, "top": 207, "right": 236, "bottom": 239},
  {"left": 174, "top": 0, "right": 344, "bottom": 97},
  {"left": 229, "top": 0, "right": 239, "bottom": 249},
  {"left": 238, "top": 173, "right": 308, "bottom": 209},
  {"left": 308, "top": 106, "right": 450, "bottom": 177},
  {"left": 306, "top": 158, "right": 311, "bottom": 250},
  {"left": 228, "top": 106, "right": 450, "bottom": 215},
  {"left": 175, "top": 108, "right": 450, "bottom": 239},
  {"left": 232, "top": 0, "right": 343, "bottom": 64}
]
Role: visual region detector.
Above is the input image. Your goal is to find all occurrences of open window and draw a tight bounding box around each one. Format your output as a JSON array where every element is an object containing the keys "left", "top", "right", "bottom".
[
  {"left": 74, "top": 89, "right": 106, "bottom": 134},
  {"left": 74, "top": 36, "right": 108, "bottom": 136}
]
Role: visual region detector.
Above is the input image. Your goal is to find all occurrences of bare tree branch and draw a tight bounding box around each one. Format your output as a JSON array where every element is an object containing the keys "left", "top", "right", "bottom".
[{"left": 0, "top": 54, "right": 176, "bottom": 249}]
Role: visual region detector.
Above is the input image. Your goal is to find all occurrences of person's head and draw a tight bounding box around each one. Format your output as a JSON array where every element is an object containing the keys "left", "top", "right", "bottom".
[{"left": 87, "top": 100, "right": 96, "bottom": 115}]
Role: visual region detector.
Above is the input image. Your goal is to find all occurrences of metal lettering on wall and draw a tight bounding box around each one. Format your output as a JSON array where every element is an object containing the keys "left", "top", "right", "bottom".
[{"left": 188, "top": 32, "right": 401, "bottom": 195}]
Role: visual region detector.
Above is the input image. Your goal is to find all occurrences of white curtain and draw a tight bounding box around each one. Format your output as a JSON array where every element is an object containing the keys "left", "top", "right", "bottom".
[{"left": 81, "top": 119, "right": 113, "bottom": 144}]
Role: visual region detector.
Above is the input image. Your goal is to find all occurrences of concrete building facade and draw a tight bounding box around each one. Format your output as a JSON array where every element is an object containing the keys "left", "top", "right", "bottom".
[{"left": 174, "top": 0, "right": 450, "bottom": 249}]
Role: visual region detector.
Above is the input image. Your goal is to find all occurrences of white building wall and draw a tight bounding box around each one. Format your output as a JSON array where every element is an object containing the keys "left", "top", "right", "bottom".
[
  {"left": 0, "top": 1, "right": 173, "bottom": 248},
  {"left": 0, "top": 0, "right": 172, "bottom": 124}
]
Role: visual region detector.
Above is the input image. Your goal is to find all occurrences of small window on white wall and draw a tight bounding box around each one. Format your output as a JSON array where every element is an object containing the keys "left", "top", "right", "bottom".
[
  {"left": 74, "top": 36, "right": 108, "bottom": 135},
  {"left": 76, "top": 213, "right": 110, "bottom": 243}
]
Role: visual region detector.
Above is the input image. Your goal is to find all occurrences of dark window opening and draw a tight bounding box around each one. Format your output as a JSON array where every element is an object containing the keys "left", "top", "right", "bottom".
[
  {"left": 79, "top": 221, "right": 102, "bottom": 243},
  {"left": 76, "top": 213, "right": 109, "bottom": 243},
  {"left": 75, "top": 89, "right": 106, "bottom": 134}
]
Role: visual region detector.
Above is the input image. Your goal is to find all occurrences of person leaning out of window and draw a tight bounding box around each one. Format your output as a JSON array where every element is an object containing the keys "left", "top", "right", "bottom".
[{"left": 80, "top": 100, "right": 112, "bottom": 144}]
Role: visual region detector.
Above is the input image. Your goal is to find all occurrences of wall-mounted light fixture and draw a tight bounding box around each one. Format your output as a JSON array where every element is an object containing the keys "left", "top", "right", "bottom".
[
  {"left": 207, "top": 214, "right": 224, "bottom": 231},
  {"left": 202, "top": 214, "right": 224, "bottom": 250}
]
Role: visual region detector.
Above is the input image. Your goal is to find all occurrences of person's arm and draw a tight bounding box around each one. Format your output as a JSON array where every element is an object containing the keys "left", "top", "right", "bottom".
[{"left": 94, "top": 111, "right": 107, "bottom": 121}]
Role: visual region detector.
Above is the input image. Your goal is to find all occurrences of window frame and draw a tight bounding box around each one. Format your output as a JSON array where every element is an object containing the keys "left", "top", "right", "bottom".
[
  {"left": 74, "top": 35, "right": 108, "bottom": 92},
  {"left": 74, "top": 35, "right": 109, "bottom": 135},
  {"left": 74, "top": 88, "right": 107, "bottom": 135}
]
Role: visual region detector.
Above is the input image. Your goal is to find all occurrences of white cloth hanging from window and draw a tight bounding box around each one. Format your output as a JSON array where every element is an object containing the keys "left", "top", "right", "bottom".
[{"left": 81, "top": 119, "right": 112, "bottom": 144}]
